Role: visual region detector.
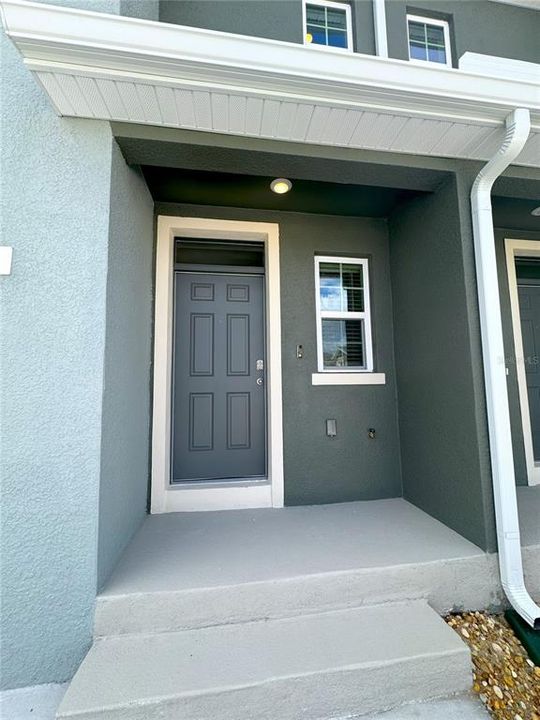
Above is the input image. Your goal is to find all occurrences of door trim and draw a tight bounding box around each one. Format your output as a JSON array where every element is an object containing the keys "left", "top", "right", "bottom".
[
  {"left": 151, "top": 216, "right": 284, "bottom": 512},
  {"left": 505, "top": 238, "right": 540, "bottom": 487}
]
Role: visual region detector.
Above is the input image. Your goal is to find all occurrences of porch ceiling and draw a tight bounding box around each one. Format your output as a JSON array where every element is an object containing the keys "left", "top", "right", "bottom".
[
  {"left": 142, "top": 166, "right": 426, "bottom": 216},
  {"left": 2, "top": 0, "right": 539, "bottom": 169}
]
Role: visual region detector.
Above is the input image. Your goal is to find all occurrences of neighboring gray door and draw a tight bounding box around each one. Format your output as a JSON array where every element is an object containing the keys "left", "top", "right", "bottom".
[
  {"left": 518, "top": 284, "right": 540, "bottom": 461},
  {"left": 172, "top": 272, "right": 266, "bottom": 482}
]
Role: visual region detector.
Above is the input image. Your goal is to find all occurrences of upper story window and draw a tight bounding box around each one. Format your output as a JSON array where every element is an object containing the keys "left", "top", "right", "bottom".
[
  {"left": 304, "top": 0, "right": 353, "bottom": 52},
  {"left": 315, "top": 256, "right": 374, "bottom": 372},
  {"left": 407, "top": 14, "right": 452, "bottom": 67}
]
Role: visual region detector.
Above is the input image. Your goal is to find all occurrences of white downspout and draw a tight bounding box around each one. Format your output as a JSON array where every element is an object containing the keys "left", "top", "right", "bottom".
[
  {"left": 372, "top": 0, "right": 388, "bottom": 57},
  {"left": 471, "top": 107, "right": 540, "bottom": 629}
]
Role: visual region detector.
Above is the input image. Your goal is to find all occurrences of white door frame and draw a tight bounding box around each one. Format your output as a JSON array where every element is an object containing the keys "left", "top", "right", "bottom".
[
  {"left": 505, "top": 238, "right": 540, "bottom": 487},
  {"left": 151, "top": 216, "right": 284, "bottom": 513}
]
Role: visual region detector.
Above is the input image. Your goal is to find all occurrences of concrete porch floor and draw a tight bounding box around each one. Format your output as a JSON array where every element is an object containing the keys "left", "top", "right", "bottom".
[
  {"left": 97, "top": 491, "right": 540, "bottom": 639},
  {"left": 101, "top": 497, "right": 484, "bottom": 596}
]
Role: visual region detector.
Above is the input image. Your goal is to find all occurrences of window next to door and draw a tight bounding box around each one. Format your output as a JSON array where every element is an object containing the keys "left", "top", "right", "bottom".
[{"left": 312, "top": 256, "right": 385, "bottom": 386}]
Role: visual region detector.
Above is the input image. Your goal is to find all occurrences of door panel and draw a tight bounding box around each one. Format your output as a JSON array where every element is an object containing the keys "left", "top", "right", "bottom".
[
  {"left": 173, "top": 272, "right": 266, "bottom": 482},
  {"left": 518, "top": 284, "right": 540, "bottom": 461}
]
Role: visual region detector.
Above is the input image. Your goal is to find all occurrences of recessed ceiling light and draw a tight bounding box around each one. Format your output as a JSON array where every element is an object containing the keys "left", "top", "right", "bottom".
[
  {"left": 270, "top": 178, "right": 292, "bottom": 195},
  {"left": 531, "top": 206, "right": 540, "bottom": 217}
]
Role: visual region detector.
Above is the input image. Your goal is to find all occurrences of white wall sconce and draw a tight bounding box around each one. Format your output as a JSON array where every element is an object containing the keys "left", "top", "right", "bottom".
[{"left": 0, "top": 247, "right": 13, "bottom": 276}]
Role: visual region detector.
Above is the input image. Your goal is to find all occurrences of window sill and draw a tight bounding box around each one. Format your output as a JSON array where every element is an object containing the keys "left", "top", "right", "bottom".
[{"left": 311, "top": 372, "right": 386, "bottom": 386}]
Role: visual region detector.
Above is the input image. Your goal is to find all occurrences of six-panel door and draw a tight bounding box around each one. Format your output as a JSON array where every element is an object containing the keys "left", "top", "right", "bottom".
[{"left": 172, "top": 272, "right": 266, "bottom": 482}]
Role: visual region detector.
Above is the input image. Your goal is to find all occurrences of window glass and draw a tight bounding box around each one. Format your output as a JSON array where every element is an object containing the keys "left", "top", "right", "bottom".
[
  {"left": 305, "top": 2, "right": 350, "bottom": 49},
  {"left": 322, "top": 319, "right": 365, "bottom": 369},
  {"left": 407, "top": 17, "right": 450, "bottom": 66},
  {"left": 316, "top": 257, "right": 372, "bottom": 372}
]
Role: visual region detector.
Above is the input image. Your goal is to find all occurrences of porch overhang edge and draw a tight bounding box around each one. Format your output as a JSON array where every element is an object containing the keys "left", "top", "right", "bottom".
[{"left": 1, "top": 0, "right": 539, "bottom": 167}]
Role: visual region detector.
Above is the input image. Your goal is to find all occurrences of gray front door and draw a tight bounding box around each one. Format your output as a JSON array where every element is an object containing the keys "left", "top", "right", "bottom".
[
  {"left": 518, "top": 283, "right": 540, "bottom": 461},
  {"left": 172, "top": 272, "right": 266, "bottom": 482}
]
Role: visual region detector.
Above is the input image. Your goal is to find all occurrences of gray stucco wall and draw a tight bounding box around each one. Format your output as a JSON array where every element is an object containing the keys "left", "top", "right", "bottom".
[
  {"left": 97, "top": 144, "right": 154, "bottom": 590},
  {"left": 496, "top": 228, "right": 540, "bottom": 488},
  {"left": 385, "top": 0, "right": 540, "bottom": 66},
  {"left": 388, "top": 176, "right": 494, "bottom": 551},
  {"left": 158, "top": 0, "right": 538, "bottom": 65},
  {"left": 159, "top": 0, "right": 304, "bottom": 43},
  {"left": 1, "top": 28, "right": 112, "bottom": 689},
  {"left": 1, "top": 1, "right": 155, "bottom": 688},
  {"left": 156, "top": 202, "right": 402, "bottom": 505}
]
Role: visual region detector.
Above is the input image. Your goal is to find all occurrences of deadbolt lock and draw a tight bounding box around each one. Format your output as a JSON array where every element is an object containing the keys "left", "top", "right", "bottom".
[
  {"left": 256, "top": 377, "right": 264, "bottom": 386},
  {"left": 256, "top": 359, "right": 264, "bottom": 370}
]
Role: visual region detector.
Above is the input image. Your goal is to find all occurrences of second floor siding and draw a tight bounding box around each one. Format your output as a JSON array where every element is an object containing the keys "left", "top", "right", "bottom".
[
  {"left": 386, "top": 1, "right": 540, "bottom": 66},
  {"left": 157, "top": 0, "right": 539, "bottom": 67}
]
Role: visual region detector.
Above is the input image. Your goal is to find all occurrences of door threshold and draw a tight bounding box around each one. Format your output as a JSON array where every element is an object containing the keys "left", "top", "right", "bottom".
[
  {"left": 154, "top": 479, "right": 273, "bottom": 513},
  {"left": 171, "top": 478, "right": 269, "bottom": 491}
]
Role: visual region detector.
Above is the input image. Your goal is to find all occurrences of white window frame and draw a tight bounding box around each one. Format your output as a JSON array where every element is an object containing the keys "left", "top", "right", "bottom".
[
  {"left": 314, "top": 255, "right": 376, "bottom": 378},
  {"left": 302, "top": 0, "right": 354, "bottom": 53},
  {"left": 505, "top": 238, "right": 540, "bottom": 487},
  {"left": 406, "top": 14, "right": 452, "bottom": 68}
]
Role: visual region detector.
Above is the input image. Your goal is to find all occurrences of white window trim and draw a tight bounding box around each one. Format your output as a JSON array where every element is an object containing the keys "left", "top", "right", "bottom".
[
  {"left": 406, "top": 14, "right": 452, "bottom": 68},
  {"left": 505, "top": 238, "right": 540, "bottom": 487},
  {"left": 151, "top": 216, "right": 285, "bottom": 513},
  {"left": 314, "top": 255, "right": 375, "bottom": 376},
  {"left": 302, "top": 0, "right": 354, "bottom": 53}
]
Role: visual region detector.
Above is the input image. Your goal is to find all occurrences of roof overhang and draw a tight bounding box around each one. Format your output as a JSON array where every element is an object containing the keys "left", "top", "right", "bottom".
[{"left": 1, "top": 0, "right": 539, "bottom": 167}]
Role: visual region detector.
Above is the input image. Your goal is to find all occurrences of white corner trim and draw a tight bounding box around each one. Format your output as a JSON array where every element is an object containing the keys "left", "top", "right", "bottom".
[
  {"left": 151, "top": 216, "right": 284, "bottom": 513},
  {"left": 312, "top": 372, "right": 386, "bottom": 385},
  {"left": 372, "top": 0, "right": 388, "bottom": 58},
  {"left": 505, "top": 238, "right": 540, "bottom": 487}
]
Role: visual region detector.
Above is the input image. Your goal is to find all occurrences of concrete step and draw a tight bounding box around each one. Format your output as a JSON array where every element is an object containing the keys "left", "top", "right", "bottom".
[
  {"left": 95, "top": 553, "right": 498, "bottom": 637},
  {"left": 57, "top": 600, "right": 471, "bottom": 720},
  {"left": 94, "top": 503, "right": 498, "bottom": 638}
]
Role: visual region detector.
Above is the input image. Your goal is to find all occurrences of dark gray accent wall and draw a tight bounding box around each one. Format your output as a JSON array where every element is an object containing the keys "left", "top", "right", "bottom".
[
  {"left": 97, "top": 143, "right": 154, "bottom": 590},
  {"left": 156, "top": 202, "right": 402, "bottom": 505},
  {"left": 389, "top": 175, "right": 494, "bottom": 551},
  {"left": 386, "top": 1, "right": 540, "bottom": 66},
  {"left": 158, "top": 0, "right": 538, "bottom": 65},
  {"left": 496, "top": 228, "right": 540, "bottom": 488},
  {"left": 159, "top": 0, "right": 304, "bottom": 43}
]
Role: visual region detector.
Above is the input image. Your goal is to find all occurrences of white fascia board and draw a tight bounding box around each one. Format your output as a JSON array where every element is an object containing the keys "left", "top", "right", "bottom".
[{"left": 1, "top": 0, "right": 539, "bottom": 128}]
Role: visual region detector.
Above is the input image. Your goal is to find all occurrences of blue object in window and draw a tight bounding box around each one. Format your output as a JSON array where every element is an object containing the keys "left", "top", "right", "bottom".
[{"left": 305, "top": 2, "right": 350, "bottom": 49}]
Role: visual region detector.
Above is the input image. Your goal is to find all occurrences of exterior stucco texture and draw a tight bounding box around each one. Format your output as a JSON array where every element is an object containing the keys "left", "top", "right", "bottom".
[
  {"left": 159, "top": 0, "right": 539, "bottom": 66},
  {"left": 97, "top": 145, "right": 154, "bottom": 590},
  {"left": 1, "top": 27, "right": 111, "bottom": 689},
  {"left": 1, "top": 2, "right": 155, "bottom": 689},
  {"left": 156, "top": 203, "right": 402, "bottom": 506},
  {"left": 389, "top": 176, "right": 494, "bottom": 551}
]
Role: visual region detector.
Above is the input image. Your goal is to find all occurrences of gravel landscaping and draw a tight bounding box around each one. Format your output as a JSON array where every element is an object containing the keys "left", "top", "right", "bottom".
[{"left": 447, "top": 612, "right": 540, "bottom": 720}]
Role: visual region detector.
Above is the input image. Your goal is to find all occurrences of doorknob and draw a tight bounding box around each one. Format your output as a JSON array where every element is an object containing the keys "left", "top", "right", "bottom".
[{"left": 256, "top": 377, "right": 264, "bottom": 386}]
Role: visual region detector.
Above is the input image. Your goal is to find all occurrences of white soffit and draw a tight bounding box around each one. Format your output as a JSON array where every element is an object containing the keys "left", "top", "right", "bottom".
[{"left": 1, "top": 0, "right": 539, "bottom": 167}]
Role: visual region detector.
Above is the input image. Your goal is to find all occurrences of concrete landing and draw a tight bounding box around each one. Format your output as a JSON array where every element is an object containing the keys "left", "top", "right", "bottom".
[
  {"left": 58, "top": 600, "right": 472, "bottom": 720},
  {"left": 96, "top": 499, "right": 500, "bottom": 636},
  {"left": 102, "top": 499, "right": 482, "bottom": 593}
]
